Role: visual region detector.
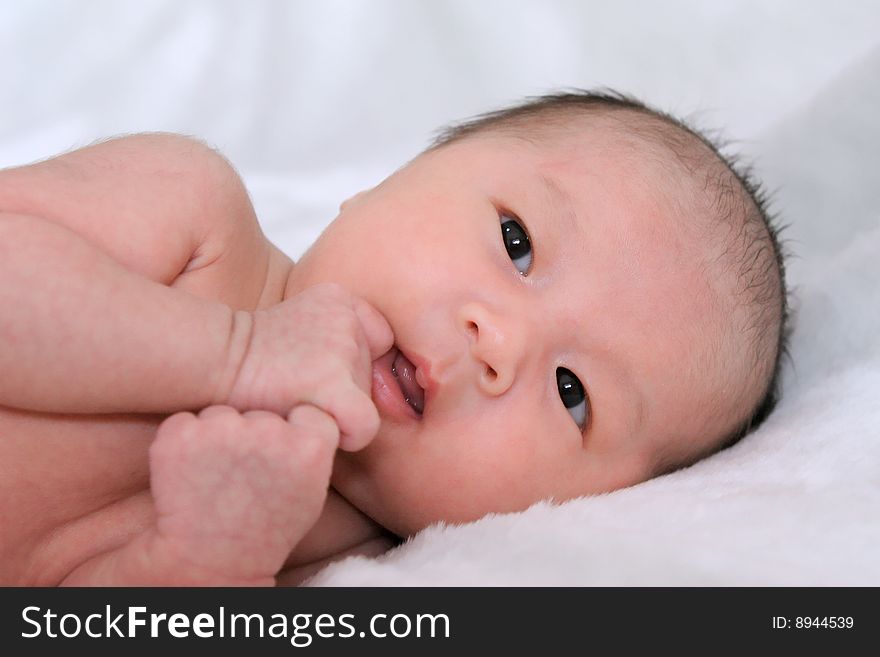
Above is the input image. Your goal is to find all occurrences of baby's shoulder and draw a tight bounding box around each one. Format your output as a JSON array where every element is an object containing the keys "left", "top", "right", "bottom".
[
  {"left": 109, "top": 132, "right": 258, "bottom": 244},
  {"left": 1, "top": 131, "right": 269, "bottom": 304},
  {"left": 128, "top": 134, "right": 288, "bottom": 309}
]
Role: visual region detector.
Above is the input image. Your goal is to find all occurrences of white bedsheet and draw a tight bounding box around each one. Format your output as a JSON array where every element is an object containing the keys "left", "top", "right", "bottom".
[{"left": 2, "top": 0, "right": 877, "bottom": 585}]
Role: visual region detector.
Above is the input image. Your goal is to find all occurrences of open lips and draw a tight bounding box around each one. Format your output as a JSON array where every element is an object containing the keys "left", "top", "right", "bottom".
[{"left": 391, "top": 347, "right": 425, "bottom": 414}]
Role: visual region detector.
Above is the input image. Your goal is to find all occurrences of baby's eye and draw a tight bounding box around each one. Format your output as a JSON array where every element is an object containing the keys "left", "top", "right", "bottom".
[
  {"left": 500, "top": 214, "right": 532, "bottom": 276},
  {"left": 557, "top": 367, "right": 590, "bottom": 431}
]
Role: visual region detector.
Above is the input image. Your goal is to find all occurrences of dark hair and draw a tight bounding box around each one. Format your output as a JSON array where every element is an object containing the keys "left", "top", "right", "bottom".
[{"left": 426, "top": 89, "right": 793, "bottom": 477}]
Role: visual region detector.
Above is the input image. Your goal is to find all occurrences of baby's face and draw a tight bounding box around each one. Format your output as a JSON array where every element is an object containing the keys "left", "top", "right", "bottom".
[{"left": 286, "top": 129, "right": 725, "bottom": 536}]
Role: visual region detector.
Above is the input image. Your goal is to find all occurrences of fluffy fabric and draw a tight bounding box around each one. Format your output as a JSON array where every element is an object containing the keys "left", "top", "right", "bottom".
[{"left": 1, "top": 1, "right": 877, "bottom": 585}]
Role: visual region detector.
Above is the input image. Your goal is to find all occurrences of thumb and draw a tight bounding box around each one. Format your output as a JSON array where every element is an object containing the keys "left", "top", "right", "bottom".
[{"left": 352, "top": 296, "right": 395, "bottom": 360}]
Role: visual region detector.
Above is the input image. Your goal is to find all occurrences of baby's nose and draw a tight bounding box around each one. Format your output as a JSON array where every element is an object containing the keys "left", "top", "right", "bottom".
[{"left": 456, "top": 302, "right": 527, "bottom": 396}]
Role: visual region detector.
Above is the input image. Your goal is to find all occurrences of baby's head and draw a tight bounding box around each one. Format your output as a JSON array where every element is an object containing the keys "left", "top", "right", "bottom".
[{"left": 288, "top": 89, "right": 791, "bottom": 537}]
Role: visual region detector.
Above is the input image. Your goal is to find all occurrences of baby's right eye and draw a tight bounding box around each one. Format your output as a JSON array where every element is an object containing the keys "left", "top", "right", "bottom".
[
  {"left": 557, "top": 367, "right": 589, "bottom": 432},
  {"left": 500, "top": 214, "right": 532, "bottom": 276}
]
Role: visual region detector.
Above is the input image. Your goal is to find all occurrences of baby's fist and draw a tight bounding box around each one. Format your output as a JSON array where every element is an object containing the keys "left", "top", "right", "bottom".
[
  {"left": 221, "top": 283, "right": 394, "bottom": 451},
  {"left": 149, "top": 404, "right": 340, "bottom": 584}
]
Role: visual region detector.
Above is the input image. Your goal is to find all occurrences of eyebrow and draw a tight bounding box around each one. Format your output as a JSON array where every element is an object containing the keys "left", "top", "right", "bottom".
[
  {"left": 537, "top": 172, "right": 647, "bottom": 443},
  {"left": 538, "top": 173, "right": 578, "bottom": 233}
]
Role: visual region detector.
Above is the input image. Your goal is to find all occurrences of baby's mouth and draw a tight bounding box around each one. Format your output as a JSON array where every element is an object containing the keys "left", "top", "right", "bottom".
[{"left": 391, "top": 347, "right": 425, "bottom": 415}]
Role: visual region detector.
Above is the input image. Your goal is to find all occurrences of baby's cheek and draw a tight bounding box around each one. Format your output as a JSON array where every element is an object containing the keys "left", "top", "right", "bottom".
[{"left": 407, "top": 446, "right": 533, "bottom": 526}]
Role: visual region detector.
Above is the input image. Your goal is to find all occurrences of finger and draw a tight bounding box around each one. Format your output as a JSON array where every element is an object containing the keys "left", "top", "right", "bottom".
[
  {"left": 287, "top": 403, "right": 338, "bottom": 436},
  {"left": 309, "top": 378, "right": 380, "bottom": 452},
  {"left": 287, "top": 403, "right": 341, "bottom": 451},
  {"left": 242, "top": 409, "right": 284, "bottom": 422},
  {"left": 351, "top": 295, "right": 395, "bottom": 361},
  {"left": 198, "top": 405, "right": 240, "bottom": 420},
  {"left": 157, "top": 411, "right": 197, "bottom": 435},
  {"left": 348, "top": 326, "right": 373, "bottom": 400},
  {"left": 349, "top": 295, "right": 394, "bottom": 401}
]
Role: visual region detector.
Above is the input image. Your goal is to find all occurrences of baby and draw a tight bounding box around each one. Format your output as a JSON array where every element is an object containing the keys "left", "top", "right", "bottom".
[{"left": 0, "top": 90, "right": 790, "bottom": 586}]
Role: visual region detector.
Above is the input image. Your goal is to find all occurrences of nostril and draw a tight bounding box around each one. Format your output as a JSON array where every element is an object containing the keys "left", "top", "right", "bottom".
[
  {"left": 485, "top": 366, "right": 497, "bottom": 381},
  {"left": 466, "top": 320, "right": 479, "bottom": 340}
]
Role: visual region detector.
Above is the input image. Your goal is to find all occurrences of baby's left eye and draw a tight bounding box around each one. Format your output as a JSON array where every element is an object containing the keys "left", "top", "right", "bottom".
[
  {"left": 557, "top": 367, "right": 590, "bottom": 431},
  {"left": 500, "top": 214, "right": 532, "bottom": 276}
]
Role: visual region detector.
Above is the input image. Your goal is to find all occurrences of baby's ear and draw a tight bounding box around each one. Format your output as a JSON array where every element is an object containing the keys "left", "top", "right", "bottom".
[{"left": 339, "top": 189, "right": 371, "bottom": 213}]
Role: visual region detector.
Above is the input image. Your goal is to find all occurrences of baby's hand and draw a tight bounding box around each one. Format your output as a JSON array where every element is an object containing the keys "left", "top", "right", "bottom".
[
  {"left": 224, "top": 283, "right": 394, "bottom": 451},
  {"left": 148, "top": 405, "right": 339, "bottom": 586}
]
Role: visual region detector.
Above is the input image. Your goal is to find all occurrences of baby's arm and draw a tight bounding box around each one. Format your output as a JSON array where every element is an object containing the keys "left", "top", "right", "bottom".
[
  {"left": 0, "top": 212, "right": 251, "bottom": 413},
  {"left": 61, "top": 404, "right": 339, "bottom": 586},
  {"left": 0, "top": 134, "right": 268, "bottom": 414}
]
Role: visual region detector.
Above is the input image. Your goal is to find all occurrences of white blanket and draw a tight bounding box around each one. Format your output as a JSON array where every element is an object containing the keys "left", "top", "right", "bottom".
[{"left": 2, "top": 0, "right": 877, "bottom": 585}]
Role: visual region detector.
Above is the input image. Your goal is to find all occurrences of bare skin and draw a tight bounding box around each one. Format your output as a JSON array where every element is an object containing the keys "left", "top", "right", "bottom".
[
  {"left": 1, "top": 122, "right": 743, "bottom": 584},
  {"left": 0, "top": 134, "right": 397, "bottom": 585}
]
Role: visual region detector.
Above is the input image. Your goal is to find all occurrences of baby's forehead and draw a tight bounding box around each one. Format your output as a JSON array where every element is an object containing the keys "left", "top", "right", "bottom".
[
  {"left": 521, "top": 135, "right": 702, "bottom": 234},
  {"left": 426, "top": 121, "right": 719, "bottom": 251},
  {"left": 464, "top": 123, "right": 694, "bottom": 194}
]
